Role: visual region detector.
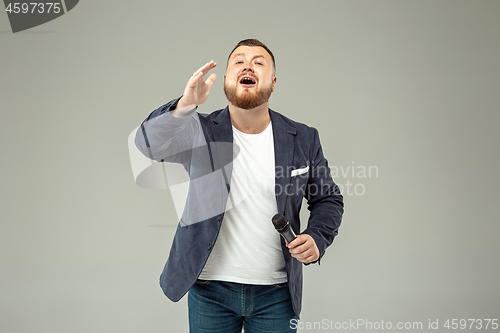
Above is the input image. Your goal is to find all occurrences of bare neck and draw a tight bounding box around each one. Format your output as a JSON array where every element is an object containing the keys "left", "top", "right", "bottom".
[{"left": 228, "top": 102, "right": 271, "bottom": 134}]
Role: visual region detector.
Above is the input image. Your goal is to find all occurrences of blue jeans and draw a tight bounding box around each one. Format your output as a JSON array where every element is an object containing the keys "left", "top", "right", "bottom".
[{"left": 188, "top": 280, "right": 297, "bottom": 333}]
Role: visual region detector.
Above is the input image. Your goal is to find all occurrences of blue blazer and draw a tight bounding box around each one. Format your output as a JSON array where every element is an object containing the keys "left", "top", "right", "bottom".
[{"left": 135, "top": 97, "right": 344, "bottom": 318}]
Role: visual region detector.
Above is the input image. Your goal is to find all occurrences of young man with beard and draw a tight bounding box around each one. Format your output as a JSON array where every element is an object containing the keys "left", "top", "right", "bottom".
[{"left": 135, "top": 39, "right": 344, "bottom": 333}]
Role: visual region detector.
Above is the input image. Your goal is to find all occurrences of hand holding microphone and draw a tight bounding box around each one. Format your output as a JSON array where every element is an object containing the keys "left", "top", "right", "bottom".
[{"left": 271, "top": 213, "right": 320, "bottom": 264}]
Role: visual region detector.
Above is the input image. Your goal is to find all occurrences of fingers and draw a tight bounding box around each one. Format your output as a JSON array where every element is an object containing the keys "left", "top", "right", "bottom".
[
  {"left": 290, "top": 243, "right": 313, "bottom": 257},
  {"left": 292, "top": 253, "right": 315, "bottom": 263},
  {"left": 288, "top": 234, "right": 320, "bottom": 263},
  {"left": 187, "top": 61, "right": 217, "bottom": 90},
  {"left": 291, "top": 249, "right": 317, "bottom": 263},
  {"left": 287, "top": 235, "right": 307, "bottom": 249},
  {"left": 191, "top": 71, "right": 205, "bottom": 84},
  {"left": 301, "top": 255, "right": 316, "bottom": 263},
  {"left": 288, "top": 238, "right": 310, "bottom": 255},
  {"left": 192, "top": 60, "right": 217, "bottom": 78}
]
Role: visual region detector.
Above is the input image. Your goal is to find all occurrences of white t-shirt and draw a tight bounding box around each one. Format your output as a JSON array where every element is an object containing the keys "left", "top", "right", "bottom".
[{"left": 198, "top": 121, "right": 287, "bottom": 284}]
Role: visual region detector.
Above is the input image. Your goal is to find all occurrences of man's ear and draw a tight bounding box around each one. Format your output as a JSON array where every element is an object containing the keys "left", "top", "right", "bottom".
[
  {"left": 223, "top": 74, "right": 226, "bottom": 83},
  {"left": 272, "top": 76, "right": 277, "bottom": 92}
]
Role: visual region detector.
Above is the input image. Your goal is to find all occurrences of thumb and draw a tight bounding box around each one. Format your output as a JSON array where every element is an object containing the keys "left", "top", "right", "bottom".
[{"left": 205, "top": 73, "right": 217, "bottom": 89}]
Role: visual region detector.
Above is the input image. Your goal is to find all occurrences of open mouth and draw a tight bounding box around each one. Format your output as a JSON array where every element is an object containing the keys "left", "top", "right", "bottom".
[{"left": 239, "top": 76, "right": 256, "bottom": 87}]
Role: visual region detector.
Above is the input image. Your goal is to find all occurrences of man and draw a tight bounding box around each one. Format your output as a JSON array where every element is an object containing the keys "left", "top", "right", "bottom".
[{"left": 135, "top": 39, "right": 344, "bottom": 332}]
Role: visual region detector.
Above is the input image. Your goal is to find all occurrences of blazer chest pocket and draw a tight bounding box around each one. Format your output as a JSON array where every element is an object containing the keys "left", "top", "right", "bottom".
[
  {"left": 286, "top": 166, "right": 310, "bottom": 199},
  {"left": 291, "top": 166, "right": 309, "bottom": 177}
]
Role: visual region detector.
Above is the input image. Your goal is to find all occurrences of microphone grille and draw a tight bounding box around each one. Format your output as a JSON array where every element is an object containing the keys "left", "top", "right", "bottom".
[{"left": 272, "top": 213, "right": 288, "bottom": 230}]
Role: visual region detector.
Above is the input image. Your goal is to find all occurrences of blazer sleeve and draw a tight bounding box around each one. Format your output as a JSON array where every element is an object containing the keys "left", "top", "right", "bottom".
[
  {"left": 134, "top": 96, "right": 200, "bottom": 165},
  {"left": 301, "top": 128, "right": 344, "bottom": 265}
]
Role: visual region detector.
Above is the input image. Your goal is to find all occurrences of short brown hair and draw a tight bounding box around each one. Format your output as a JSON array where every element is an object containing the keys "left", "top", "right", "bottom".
[{"left": 227, "top": 39, "right": 276, "bottom": 71}]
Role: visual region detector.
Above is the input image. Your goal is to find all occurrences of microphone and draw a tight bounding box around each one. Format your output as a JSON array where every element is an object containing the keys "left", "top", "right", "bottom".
[{"left": 272, "top": 214, "right": 297, "bottom": 243}]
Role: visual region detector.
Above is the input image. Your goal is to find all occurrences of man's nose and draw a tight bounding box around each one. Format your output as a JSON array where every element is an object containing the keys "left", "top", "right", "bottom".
[{"left": 242, "top": 65, "right": 254, "bottom": 73}]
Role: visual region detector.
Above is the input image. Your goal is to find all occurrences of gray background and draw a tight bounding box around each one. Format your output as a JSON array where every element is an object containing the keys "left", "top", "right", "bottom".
[{"left": 1, "top": 0, "right": 499, "bottom": 332}]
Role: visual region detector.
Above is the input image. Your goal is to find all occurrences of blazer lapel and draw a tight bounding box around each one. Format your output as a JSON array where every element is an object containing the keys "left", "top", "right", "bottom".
[
  {"left": 270, "top": 110, "right": 297, "bottom": 215},
  {"left": 211, "top": 107, "right": 234, "bottom": 191}
]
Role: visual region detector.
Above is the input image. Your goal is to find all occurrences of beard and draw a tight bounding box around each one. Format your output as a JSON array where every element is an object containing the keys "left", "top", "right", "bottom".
[{"left": 224, "top": 80, "right": 273, "bottom": 110}]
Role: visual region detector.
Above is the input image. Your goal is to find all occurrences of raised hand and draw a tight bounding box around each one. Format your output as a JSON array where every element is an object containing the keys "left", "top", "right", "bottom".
[{"left": 176, "top": 61, "right": 217, "bottom": 109}]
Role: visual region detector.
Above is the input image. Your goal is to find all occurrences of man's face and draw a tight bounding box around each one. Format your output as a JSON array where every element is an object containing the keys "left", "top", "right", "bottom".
[{"left": 224, "top": 46, "right": 276, "bottom": 110}]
